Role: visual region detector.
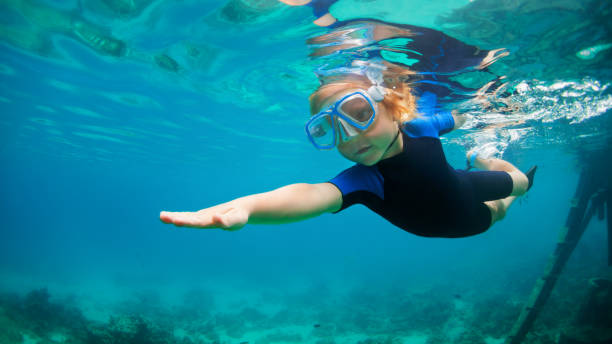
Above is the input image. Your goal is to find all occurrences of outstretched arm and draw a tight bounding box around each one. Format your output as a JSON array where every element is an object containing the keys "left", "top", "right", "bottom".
[{"left": 160, "top": 183, "right": 342, "bottom": 231}]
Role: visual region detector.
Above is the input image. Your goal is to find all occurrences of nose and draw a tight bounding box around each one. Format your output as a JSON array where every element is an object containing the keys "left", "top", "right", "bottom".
[{"left": 337, "top": 118, "right": 359, "bottom": 142}]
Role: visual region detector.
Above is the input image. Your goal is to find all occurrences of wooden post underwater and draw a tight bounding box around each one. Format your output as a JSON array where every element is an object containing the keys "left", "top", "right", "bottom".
[{"left": 505, "top": 167, "right": 605, "bottom": 344}]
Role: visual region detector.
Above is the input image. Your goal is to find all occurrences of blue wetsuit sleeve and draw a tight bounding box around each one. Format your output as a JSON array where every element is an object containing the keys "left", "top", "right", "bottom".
[
  {"left": 328, "top": 164, "right": 384, "bottom": 212},
  {"left": 307, "top": 0, "right": 338, "bottom": 19},
  {"left": 435, "top": 110, "right": 455, "bottom": 135},
  {"left": 403, "top": 91, "right": 455, "bottom": 138},
  {"left": 402, "top": 111, "right": 455, "bottom": 138}
]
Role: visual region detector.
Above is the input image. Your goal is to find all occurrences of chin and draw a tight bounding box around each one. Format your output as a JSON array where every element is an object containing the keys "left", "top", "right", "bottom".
[
  {"left": 361, "top": 158, "right": 380, "bottom": 166},
  {"left": 340, "top": 148, "right": 379, "bottom": 165},
  {"left": 355, "top": 152, "right": 381, "bottom": 166}
]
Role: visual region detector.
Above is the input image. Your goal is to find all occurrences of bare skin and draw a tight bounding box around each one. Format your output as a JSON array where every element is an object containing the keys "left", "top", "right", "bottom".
[
  {"left": 160, "top": 88, "right": 402, "bottom": 230},
  {"left": 277, "top": 0, "right": 337, "bottom": 27},
  {"left": 160, "top": 87, "right": 529, "bottom": 231},
  {"left": 277, "top": 0, "right": 311, "bottom": 5},
  {"left": 160, "top": 182, "right": 341, "bottom": 231},
  {"left": 467, "top": 152, "right": 529, "bottom": 225}
]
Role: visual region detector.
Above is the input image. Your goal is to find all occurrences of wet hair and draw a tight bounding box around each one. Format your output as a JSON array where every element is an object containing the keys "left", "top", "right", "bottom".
[{"left": 309, "top": 66, "right": 418, "bottom": 123}]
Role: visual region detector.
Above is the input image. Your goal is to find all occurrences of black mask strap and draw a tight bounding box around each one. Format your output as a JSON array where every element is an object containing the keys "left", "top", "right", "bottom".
[{"left": 384, "top": 127, "right": 401, "bottom": 155}]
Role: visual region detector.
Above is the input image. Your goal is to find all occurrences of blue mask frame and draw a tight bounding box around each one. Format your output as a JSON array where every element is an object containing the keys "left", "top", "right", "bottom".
[{"left": 305, "top": 91, "right": 377, "bottom": 150}]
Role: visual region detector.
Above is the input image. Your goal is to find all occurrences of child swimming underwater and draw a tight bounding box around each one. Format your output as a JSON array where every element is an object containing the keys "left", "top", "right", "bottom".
[{"left": 160, "top": 68, "right": 536, "bottom": 238}]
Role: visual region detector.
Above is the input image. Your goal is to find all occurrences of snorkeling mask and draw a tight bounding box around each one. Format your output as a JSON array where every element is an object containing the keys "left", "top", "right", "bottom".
[{"left": 305, "top": 85, "right": 385, "bottom": 150}]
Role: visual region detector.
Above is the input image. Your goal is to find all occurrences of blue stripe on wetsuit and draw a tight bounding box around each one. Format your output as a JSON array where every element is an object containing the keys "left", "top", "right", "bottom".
[{"left": 329, "top": 91, "right": 453, "bottom": 202}]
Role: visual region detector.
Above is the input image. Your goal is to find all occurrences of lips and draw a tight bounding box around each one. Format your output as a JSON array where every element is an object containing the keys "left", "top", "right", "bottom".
[{"left": 356, "top": 146, "right": 371, "bottom": 155}]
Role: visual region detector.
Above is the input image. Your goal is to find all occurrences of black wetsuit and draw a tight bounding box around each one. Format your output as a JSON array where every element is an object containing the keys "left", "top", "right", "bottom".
[{"left": 328, "top": 93, "right": 513, "bottom": 238}]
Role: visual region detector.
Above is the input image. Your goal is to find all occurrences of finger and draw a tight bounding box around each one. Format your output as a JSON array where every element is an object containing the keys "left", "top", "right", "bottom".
[
  {"left": 160, "top": 211, "right": 188, "bottom": 224},
  {"left": 175, "top": 214, "right": 213, "bottom": 228},
  {"left": 159, "top": 211, "right": 176, "bottom": 223},
  {"left": 161, "top": 212, "right": 212, "bottom": 228}
]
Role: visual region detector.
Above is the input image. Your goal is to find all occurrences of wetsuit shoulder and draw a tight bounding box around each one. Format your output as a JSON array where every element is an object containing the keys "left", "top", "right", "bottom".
[{"left": 328, "top": 163, "right": 384, "bottom": 212}]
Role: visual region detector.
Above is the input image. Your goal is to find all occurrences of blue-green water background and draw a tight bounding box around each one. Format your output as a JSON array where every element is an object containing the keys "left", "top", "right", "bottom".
[{"left": 0, "top": 0, "right": 611, "bottom": 342}]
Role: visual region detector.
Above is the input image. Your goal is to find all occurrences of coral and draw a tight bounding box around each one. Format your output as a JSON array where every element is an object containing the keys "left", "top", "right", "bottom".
[
  {"left": 314, "top": 339, "right": 337, "bottom": 344},
  {"left": 556, "top": 278, "right": 612, "bottom": 344},
  {"left": 348, "top": 308, "right": 387, "bottom": 333},
  {"left": 469, "top": 296, "right": 522, "bottom": 337},
  {"left": 387, "top": 292, "right": 454, "bottom": 332},
  {"left": 425, "top": 331, "right": 448, "bottom": 344},
  {"left": 455, "top": 329, "right": 487, "bottom": 344},
  {"left": 310, "top": 322, "right": 336, "bottom": 339},
  {"left": 5, "top": 277, "right": 609, "bottom": 344},
  {"left": 0, "top": 288, "right": 217, "bottom": 344},
  {"left": 214, "top": 306, "right": 268, "bottom": 339},
  {"left": 10, "top": 288, "right": 88, "bottom": 337},
  {"left": 356, "top": 336, "right": 401, "bottom": 344},
  {"left": 86, "top": 314, "right": 174, "bottom": 344},
  {"left": 269, "top": 306, "right": 310, "bottom": 327},
  {"left": 259, "top": 330, "right": 302, "bottom": 343},
  {"left": 0, "top": 305, "right": 23, "bottom": 343}
]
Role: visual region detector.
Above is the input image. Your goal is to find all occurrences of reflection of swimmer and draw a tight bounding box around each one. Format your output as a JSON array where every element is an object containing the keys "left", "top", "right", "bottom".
[
  {"left": 71, "top": 19, "right": 127, "bottom": 57},
  {"left": 1, "top": 0, "right": 181, "bottom": 72},
  {"left": 310, "top": 20, "right": 508, "bottom": 106},
  {"left": 307, "top": 20, "right": 505, "bottom": 73},
  {"left": 93, "top": 0, "right": 154, "bottom": 18},
  {"left": 279, "top": 1, "right": 509, "bottom": 103},
  {"left": 278, "top": 0, "right": 338, "bottom": 27},
  {"left": 160, "top": 65, "right": 536, "bottom": 237},
  {"left": 220, "top": 0, "right": 285, "bottom": 24}
]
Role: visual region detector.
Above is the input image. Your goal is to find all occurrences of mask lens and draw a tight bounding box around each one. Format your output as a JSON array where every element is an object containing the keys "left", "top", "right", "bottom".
[
  {"left": 306, "top": 115, "right": 335, "bottom": 148},
  {"left": 339, "top": 95, "right": 374, "bottom": 124}
]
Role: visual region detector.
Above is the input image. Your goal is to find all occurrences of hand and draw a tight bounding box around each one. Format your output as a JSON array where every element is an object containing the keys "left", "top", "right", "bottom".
[{"left": 159, "top": 205, "right": 249, "bottom": 231}]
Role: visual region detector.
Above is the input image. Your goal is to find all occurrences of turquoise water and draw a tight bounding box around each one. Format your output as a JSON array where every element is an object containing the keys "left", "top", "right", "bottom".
[{"left": 0, "top": 1, "right": 611, "bottom": 343}]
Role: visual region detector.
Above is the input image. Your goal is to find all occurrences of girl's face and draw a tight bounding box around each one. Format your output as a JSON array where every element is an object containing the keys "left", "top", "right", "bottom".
[{"left": 317, "top": 88, "right": 403, "bottom": 166}]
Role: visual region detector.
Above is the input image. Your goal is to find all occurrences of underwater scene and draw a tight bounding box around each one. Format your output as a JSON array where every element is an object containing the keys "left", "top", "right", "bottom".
[{"left": 0, "top": 0, "right": 611, "bottom": 343}]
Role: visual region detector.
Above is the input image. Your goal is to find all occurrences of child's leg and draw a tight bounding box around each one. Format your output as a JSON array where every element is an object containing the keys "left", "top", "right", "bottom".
[
  {"left": 467, "top": 151, "right": 529, "bottom": 196},
  {"left": 484, "top": 197, "right": 516, "bottom": 224},
  {"left": 466, "top": 151, "right": 529, "bottom": 226}
]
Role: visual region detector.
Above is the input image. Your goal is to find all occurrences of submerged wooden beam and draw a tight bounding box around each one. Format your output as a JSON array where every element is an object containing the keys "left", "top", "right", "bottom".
[
  {"left": 606, "top": 188, "right": 612, "bottom": 266},
  {"left": 505, "top": 168, "right": 603, "bottom": 344}
]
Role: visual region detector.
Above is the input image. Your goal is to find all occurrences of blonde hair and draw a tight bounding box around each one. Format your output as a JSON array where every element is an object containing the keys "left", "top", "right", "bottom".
[{"left": 309, "top": 66, "right": 419, "bottom": 123}]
